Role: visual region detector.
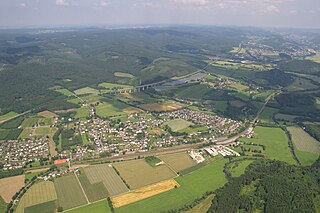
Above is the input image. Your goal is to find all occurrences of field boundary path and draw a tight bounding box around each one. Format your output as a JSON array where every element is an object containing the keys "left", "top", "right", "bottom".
[{"left": 74, "top": 172, "right": 90, "bottom": 204}]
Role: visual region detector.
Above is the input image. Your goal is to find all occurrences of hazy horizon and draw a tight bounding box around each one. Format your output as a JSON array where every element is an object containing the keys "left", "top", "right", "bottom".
[{"left": 0, "top": 0, "right": 319, "bottom": 29}]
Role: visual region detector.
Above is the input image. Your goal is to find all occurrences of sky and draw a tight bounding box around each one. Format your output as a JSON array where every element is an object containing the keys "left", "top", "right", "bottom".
[{"left": 0, "top": 0, "right": 319, "bottom": 29}]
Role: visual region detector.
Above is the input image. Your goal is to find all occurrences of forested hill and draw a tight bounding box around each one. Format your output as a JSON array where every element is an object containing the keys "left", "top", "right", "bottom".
[{"left": 209, "top": 159, "right": 320, "bottom": 213}]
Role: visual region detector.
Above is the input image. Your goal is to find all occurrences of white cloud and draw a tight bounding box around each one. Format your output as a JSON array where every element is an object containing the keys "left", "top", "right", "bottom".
[
  {"left": 20, "top": 3, "right": 26, "bottom": 7},
  {"left": 144, "top": 2, "right": 161, "bottom": 8},
  {"left": 173, "top": 0, "right": 209, "bottom": 6},
  {"left": 100, "top": 0, "right": 109, "bottom": 7},
  {"left": 266, "top": 4, "right": 280, "bottom": 13},
  {"left": 56, "top": 0, "right": 68, "bottom": 6}
]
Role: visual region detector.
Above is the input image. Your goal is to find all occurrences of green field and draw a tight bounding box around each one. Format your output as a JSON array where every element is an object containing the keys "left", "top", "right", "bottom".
[
  {"left": 24, "top": 200, "right": 56, "bottom": 213},
  {"left": 166, "top": 119, "right": 193, "bottom": 132},
  {"left": 16, "top": 181, "right": 57, "bottom": 213},
  {"left": 74, "top": 87, "right": 99, "bottom": 95},
  {"left": 55, "top": 89, "right": 74, "bottom": 97},
  {"left": 114, "top": 159, "right": 176, "bottom": 189},
  {"left": 35, "top": 126, "right": 51, "bottom": 136},
  {"left": 0, "top": 128, "right": 22, "bottom": 140},
  {"left": 0, "top": 196, "right": 6, "bottom": 213},
  {"left": 66, "top": 199, "right": 112, "bottom": 213},
  {"left": 115, "top": 158, "right": 228, "bottom": 213},
  {"left": 98, "top": 82, "right": 133, "bottom": 92},
  {"left": 21, "top": 117, "right": 53, "bottom": 128},
  {"left": 287, "top": 78, "right": 318, "bottom": 91},
  {"left": 175, "top": 84, "right": 210, "bottom": 99},
  {"left": 0, "top": 111, "right": 18, "bottom": 123},
  {"left": 144, "top": 156, "right": 162, "bottom": 167},
  {"left": 83, "top": 164, "right": 129, "bottom": 196},
  {"left": 228, "top": 160, "right": 255, "bottom": 177},
  {"left": 185, "top": 194, "right": 215, "bottom": 213},
  {"left": 74, "top": 107, "right": 89, "bottom": 119},
  {"left": 78, "top": 173, "right": 109, "bottom": 202},
  {"left": 275, "top": 113, "right": 298, "bottom": 122},
  {"left": 287, "top": 126, "right": 319, "bottom": 165},
  {"left": 306, "top": 53, "right": 320, "bottom": 63},
  {"left": 239, "top": 126, "right": 296, "bottom": 164},
  {"left": 159, "top": 152, "right": 197, "bottom": 172},
  {"left": 114, "top": 72, "right": 134, "bottom": 78},
  {"left": 259, "top": 107, "right": 278, "bottom": 123},
  {"left": 54, "top": 174, "right": 88, "bottom": 210},
  {"left": 95, "top": 100, "right": 129, "bottom": 118}
]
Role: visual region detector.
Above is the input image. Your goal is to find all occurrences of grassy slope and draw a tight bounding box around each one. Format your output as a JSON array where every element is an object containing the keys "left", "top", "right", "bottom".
[
  {"left": 239, "top": 126, "right": 295, "bottom": 165},
  {"left": 116, "top": 158, "right": 228, "bottom": 213},
  {"left": 66, "top": 200, "right": 112, "bottom": 213},
  {"left": 229, "top": 160, "right": 255, "bottom": 177}
]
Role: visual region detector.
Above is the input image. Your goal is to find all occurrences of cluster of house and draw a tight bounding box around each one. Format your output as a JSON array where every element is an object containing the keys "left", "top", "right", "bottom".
[
  {"left": 204, "top": 145, "right": 240, "bottom": 157},
  {"left": 160, "top": 109, "right": 243, "bottom": 136},
  {"left": 200, "top": 77, "right": 235, "bottom": 89},
  {"left": 0, "top": 137, "right": 50, "bottom": 170},
  {"left": 188, "top": 150, "right": 205, "bottom": 163}
]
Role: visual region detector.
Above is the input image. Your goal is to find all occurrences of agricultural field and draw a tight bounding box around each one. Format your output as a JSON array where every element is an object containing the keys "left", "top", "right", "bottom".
[
  {"left": 78, "top": 173, "right": 109, "bottom": 202},
  {"left": 174, "top": 84, "right": 210, "bottom": 99},
  {"left": 229, "top": 100, "right": 246, "bottom": 108},
  {"left": 66, "top": 199, "right": 112, "bottom": 213},
  {"left": 159, "top": 152, "right": 197, "bottom": 172},
  {"left": 122, "top": 106, "right": 143, "bottom": 114},
  {"left": 185, "top": 194, "right": 215, "bottom": 213},
  {"left": 0, "top": 128, "right": 22, "bottom": 140},
  {"left": 24, "top": 200, "right": 56, "bottom": 213},
  {"left": 98, "top": 82, "right": 133, "bottom": 92},
  {"left": 306, "top": 53, "right": 320, "bottom": 63},
  {"left": 37, "top": 111, "right": 57, "bottom": 118},
  {"left": 16, "top": 181, "right": 57, "bottom": 213},
  {"left": 139, "top": 101, "right": 184, "bottom": 112},
  {"left": 259, "top": 107, "right": 279, "bottom": 123},
  {"left": 55, "top": 89, "right": 74, "bottom": 97},
  {"left": 74, "top": 87, "right": 99, "bottom": 95},
  {"left": 0, "top": 175, "right": 25, "bottom": 203},
  {"left": 114, "top": 72, "right": 134, "bottom": 78},
  {"left": 54, "top": 174, "right": 88, "bottom": 210},
  {"left": 116, "top": 158, "right": 228, "bottom": 213},
  {"left": 165, "top": 119, "right": 193, "bottom": 132},
  {"left": 287, "top": 77, "right": 318, "bottom": 91},
  {"left": 144, "top": 156, "right": 162, "bottom": 167},
  {"left": 228, "top": 160, "right": 255, "bottom": 177},
  {"left": 112, "top": 179, "right": 179, "bottom": 208},
  {"left": 113, "top": 159, "right": 176, "bottom": 189},
  {"left": 0, "top": 196, "right": 6, "bottom": 213},
  {"left": 239, "top": 126, "right": 296, "bottom": 164},
  {"left": 74, "top": 106, "right": 89, "bottom": 119},
  {"left": 275, "top": 113, "right": 298, "bottom": 122},
  {"left": 287, "top": 126, "right": 319, "bottom": 165},
  {"left": 0, "top": 112, "right": 18, "bottom": 123},
  {"left": 83, "top": 164, "right": 129, "bottom": 196},
  {"left": 95, "top": 101, "right": 129, "bottom": 118}
]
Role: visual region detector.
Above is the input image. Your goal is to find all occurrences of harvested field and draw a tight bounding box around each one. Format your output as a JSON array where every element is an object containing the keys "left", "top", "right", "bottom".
[
  {"left": 114, "top": 159, "right": 176, "bottom": 189},
  {"left": 139, "top": 101, "right": 184, "bottom": 112},
  {"left": 288, "top": 126, "right": 320, "bottom": 153},
  {"left": 112, "top": 179, "right": 179, "bottom": 208},
  {"left": 16, "top": 181, "right": 57, "bottom": 213},
  {"left": 123, "top": 107, "right": 143, "bottom": 114},
  {"left": 0, "top": 175, "right": 25, "bottom": 203},
  {"left": 159, "top": 152, "right": 196, "bottom": 172},
  {"left": 166, "top": 119, "right": 193, "bottom": 132},
  {"left": 54, "top": 174, "right": 88, "bottom": 210},
  {"left": 83, "top": 164, "right": 129, "bottom": 196}
]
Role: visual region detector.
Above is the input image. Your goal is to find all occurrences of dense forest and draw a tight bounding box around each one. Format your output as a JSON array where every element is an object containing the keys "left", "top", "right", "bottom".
[{"left": 208, "top": 159, "right": 320, "bottom": 212}]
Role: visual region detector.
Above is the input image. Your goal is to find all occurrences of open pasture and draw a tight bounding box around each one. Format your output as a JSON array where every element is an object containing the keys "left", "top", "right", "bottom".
[
  {"left": 239, "top": 126, "right": 295, "bottom": 164},
  {"left": 54, "top": 174, "right": 88, "bottom": 210},
  {"left": 83, "top": 164, "right": 129, "bottom": 196},
  {"left": 139, "top": 101, "right": 184, "bottom": 112},
  {"left": 0, "top": 112, "right": 18, "bottom": 123},
  {"left": 174, "top": 84, "right": 210, "bottom": 99},
  {"left": 116, "top": 158, "right": 228, "bottom": 213},
  {"left": 287, "top": 126, "right": 319, "bottom": 153},
  {"left": 38, "top": 111, "right": 57, "bottom": 118},
  {"left": 159, "top": 152, "right": 196, "bottom": 172},
  {"left": 98, "top": 82, "right": 133, "bottom": 92},
  {"left": 95, "top": 100, "right": 129, "bottom": 118},
  {"left": 259, "top": 107, "right": 279, "bottom": 123},
  {"left": 166, "top": 119, "right": 193, "bottom": 132},
  {"left": 229, "top": 100, "right": 246, "bottom": 108},
  {"left": 306, "top": 53, "right": 320, "bottom": 63},
  {"left": 66, "top": 199, "right": 112, "bottom": 213},
  {"left": 74, "top": 87, "right": 99, "bottom": 95},
  {"left": 24, "top": 200, "right": 56, "bottom": 213},
  {"left": 0, "top": 128, "right": 22, "bottom": 140},
  {"left": 0, "top": 175, "right": 25, "bottom": 203},
  {"left": 275, "top": 113, "right": 298, "bottom": 122},
  {"left": 228, "top": 160, "right": 255, "bottom": 177},
  {"left": 287, "top": 77, "right": 318, "bottom": 91},
  {"left": 114, "top": 72, "right": 134, "bottom": 78},
  {"left": 74, "top": 106, "right": 89, "bottom": 118},
  {"left": 113, "top": 159, "right": 176, "bottom": 189},
  {"left": 21, "top": 117, "right": 53, "bottom": 128},
  {"left": 112, "top": 179, "right": 179, "bottom": 208},
  {"left": 55, "top": 89, "right": 74, "bottom": 97},
  {"left": 16, "top": 181, "right": 57, "bottom": 213}
]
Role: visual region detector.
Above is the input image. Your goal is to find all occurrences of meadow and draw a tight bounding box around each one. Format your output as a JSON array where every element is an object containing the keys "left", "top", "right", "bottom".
[
  {"left": 0, "top": 175, "right": 25, "bottom": 203},
  {"left": 83, "top": 164, "right": 129, "bottom": 196},
  {"left": 114, "top": 72, "right": 134, "bottom": 78},
  {"left": 37, "top": 111, "right": 57, "bottom": 118},
  {"left": 74, "top": 87, "right": 99, "bottom": 95},
  {"left": 174, "top": 84, "right": 210, "bottom": 99},
  {"left": 166, "top": 119, "right": 193, "bottom": 132},
  {"left": 159, "top": 152, "right": 196, "bottom": 172},
  {"left": 16, "top": 181, "right": 57, "bottom": 213},
  {"left": 259, "top": 107, "right": 279, "bottom": 123},
  {"left": 228, "top": 160, "right": 255, "bottom": 177},
  {"left": 0, "top": 112, "right": 18, "bottom": 123},
  {"left": 54, "top": 174, "right": 88, "bottom": 210},
  {"left": 239, "top": 126, "right": 295, "bottom": 164},
  {"left": 185, "top": 194, "right": 215, "bottom": 213},
  {"left": 55, "top": 89, "right": 75, "bottom": 97},
  {"left": 66, "top": 200, "right": 112, "bottom": 213},
  {"left": 115, "top": 158, "right": 228, "bottom": 213},
  {"left": 113, "top": 159, "right": 176, "bottom": 189},
  {"left": 95, "top": 100, "right": 129, "bottom": 118},
  {"left": 78, "top": 173, "right": 109, "bottom": 202},
  {"left": 139, "top": 101, "right": 184, "bottom": 112}
]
